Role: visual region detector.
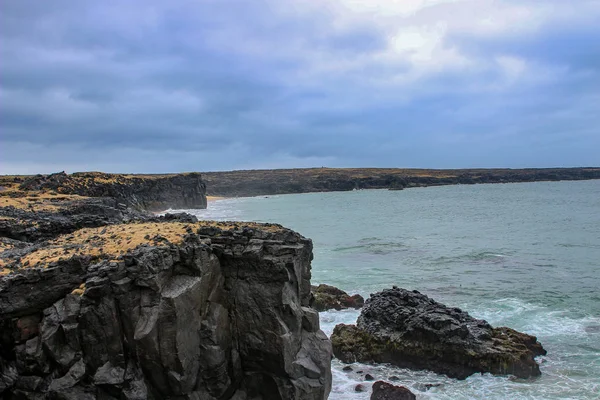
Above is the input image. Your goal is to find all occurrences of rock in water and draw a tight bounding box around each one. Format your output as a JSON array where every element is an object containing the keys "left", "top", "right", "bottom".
[
  {"left": 311, "top": 284, "right": 364, "bottom": 311},
  {"left": 0, "top": 222, "right": 332, "bottom": 399},
  {"left": 370, "top": 381, "right": 416, "bottom": 400},
  {"left": 331, "top": 287, "right": 546, "bottom": 379}
]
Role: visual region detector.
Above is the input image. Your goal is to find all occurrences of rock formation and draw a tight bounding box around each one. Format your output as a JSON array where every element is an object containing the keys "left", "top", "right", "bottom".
[
  {"left": 18, "top": 171, "right": 207, "bottom": 211},
  {"left": 310, "top": 284, "right": 364, "bottom": 312},
  {"left": 0, "top": 222, "right": 332, "bottom": 399},
  {"left": 331, "top": 287, "right": 546, "bottom": 380},
  {"left": 370, "top": 381, "right": 416, "bottom": 400},
  {"left": 201, "top": 167, "right": 600, "bottom": 197},
  {"left": 0, "top": 171, "right": 207, "bottom": 244}
]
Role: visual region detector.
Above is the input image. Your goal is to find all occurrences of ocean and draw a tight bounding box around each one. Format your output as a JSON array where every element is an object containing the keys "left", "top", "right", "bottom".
[{"left": 177, "top": 180, "right": 600, "bottom": 399}]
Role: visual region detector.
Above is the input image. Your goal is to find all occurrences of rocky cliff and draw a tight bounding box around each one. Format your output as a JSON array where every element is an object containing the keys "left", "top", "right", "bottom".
[
  {"left": 0, "top": 221, "right": 332, "bottom": 399},
  {"left": 201, "top": 167, "right": 600, "bottom": 197},
  {"left": 17, "top": 171, "right": 207, "bottom": 211}
]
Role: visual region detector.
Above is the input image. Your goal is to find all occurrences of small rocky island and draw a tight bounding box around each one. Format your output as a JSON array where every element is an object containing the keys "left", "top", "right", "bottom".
[{"left": 331, "top": 287, "right": 546, "bottom": 380}]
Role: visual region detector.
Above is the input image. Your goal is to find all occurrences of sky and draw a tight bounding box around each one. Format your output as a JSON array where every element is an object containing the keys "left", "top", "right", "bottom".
[{"left": 1, "top": 0, "right": 599, "bottom": 174}]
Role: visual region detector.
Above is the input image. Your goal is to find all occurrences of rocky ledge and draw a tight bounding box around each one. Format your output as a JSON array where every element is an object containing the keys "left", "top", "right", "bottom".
[
  {"left": 331, "top": 287, "right": 546, "bottom": 380},
  {"left": 310, "top": 284, "right": 364, "bottom": 312},
  {"left": 0, "top": 221, "right": 332, "bottom": 399},
  {"left": 0, "top": 172, "right": 207, "bottom": 245},
  {"left": 16, "top": 171, "right": 207, "bottom": 212}
]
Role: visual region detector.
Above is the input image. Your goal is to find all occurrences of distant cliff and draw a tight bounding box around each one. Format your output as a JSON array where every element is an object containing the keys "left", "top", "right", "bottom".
[
  {"left": 201, "top": 167, "right": 600, "bottom": 197},
  {"left": 18, "top": 171, "right": 207, "bottom": 211},
  {"left": 0, "top": 222, "right": 332, "bottom": 399}
]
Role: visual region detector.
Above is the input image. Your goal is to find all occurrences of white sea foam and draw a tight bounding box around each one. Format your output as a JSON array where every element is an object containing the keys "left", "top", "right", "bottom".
[{"left": 320, "top": 299, "right": 600, "bottom": 399}]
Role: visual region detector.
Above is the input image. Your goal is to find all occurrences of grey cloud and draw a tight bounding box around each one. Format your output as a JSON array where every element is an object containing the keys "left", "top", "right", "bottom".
[{"left": 1, "top": 0, "right": 599, "bottom": 174}]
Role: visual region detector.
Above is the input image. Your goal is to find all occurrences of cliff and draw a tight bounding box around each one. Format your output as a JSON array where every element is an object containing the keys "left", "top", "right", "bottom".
[
  {"left": 201, "top": 167, "right": 600, "bottom": 197},
  {"left": 0, "top": 172, "right": 207, "bottom": 244},
  {"left": 16, "top": 171, "right": 207, "bottom": 212},
  {"left": 0, "top": 221, "right": 332, "bottom": 399}
]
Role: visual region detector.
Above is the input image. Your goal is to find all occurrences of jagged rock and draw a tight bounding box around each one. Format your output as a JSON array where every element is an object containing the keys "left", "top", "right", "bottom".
[
  {"left": 370, "top": 381, "right": 416, "bottom": 400},
  {"left": 19, "top": 172, "right": 207, "bottom": 212},
  {"left": 0, "top": 223, "right": 332, "bottom": 399},
  {"left": 331, "top": 287, "right": 546, "bottom": 380},
  {"left": 310, "top": 284, "right": 364, "bottom": 311}
]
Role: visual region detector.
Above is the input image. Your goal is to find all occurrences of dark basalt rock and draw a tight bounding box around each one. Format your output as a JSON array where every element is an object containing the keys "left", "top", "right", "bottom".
[
  {"left": 0, "top": 225, "right": 332, "bottom": 399},
  {"left": 310, "top": 284, "right": 364, "bottom": 312},
  {"left": 331, "top": 287, "right": 546, "bottom": 380},
  {"left": 0, "top": 198, "right": 149, "bottom": 243},
  {"left": 0, "top": 198, "right": 200, "bottom": 245},
  {"left": 20, "top": 172, "right": 207, "bottom": 212},
  {"left": 370, "top": 381, "right": 416, "bottom": 400}
]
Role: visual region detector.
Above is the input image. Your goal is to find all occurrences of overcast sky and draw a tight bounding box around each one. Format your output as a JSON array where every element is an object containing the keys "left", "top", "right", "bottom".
[{"left": 1, "top": 0, "right": 599, "bottom": 174}]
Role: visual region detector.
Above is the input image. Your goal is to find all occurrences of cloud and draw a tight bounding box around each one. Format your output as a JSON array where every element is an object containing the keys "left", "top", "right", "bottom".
[{"left": 1, "top": 0, "right": 599, "bottom": 174}]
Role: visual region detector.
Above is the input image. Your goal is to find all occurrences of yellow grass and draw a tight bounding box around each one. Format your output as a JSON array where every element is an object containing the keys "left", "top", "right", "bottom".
[
  {"left": 71, "top": 283, "right": 86, "bottom": 296},
  {"left": 0, "top": 220, "right": 284, "bottom": 273},
  {"left": 0, "top": 192, "right": 89, "bottom": 211}
]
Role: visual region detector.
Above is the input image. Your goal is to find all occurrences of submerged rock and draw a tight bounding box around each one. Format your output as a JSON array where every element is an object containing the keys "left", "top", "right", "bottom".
[
  {"left": 370, "top": 381, "right": 416, "bottom": 400},
  {"left": 311, "top": 284, "right": 364, "bottom": 311},
  {"left": 331, "top": 287, "right": 546, "bottom": 380},
  {"left": 0, "top": 222, "right": 332, "bottom": 399}
]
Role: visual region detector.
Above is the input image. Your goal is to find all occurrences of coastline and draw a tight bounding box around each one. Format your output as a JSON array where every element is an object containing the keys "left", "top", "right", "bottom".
[
  {"left": 206, "top": 195, "right": 226, "bottom": 201},
  {"left": 200, "top": 167, "right": 600, "bottom": 198}
]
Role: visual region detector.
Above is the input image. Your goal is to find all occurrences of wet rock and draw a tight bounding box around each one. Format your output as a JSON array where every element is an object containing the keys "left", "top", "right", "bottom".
[
  {"left": 331, "top": 287, "right": 546, "bottom": 379},
  {"left": 365, "top": 373, "right": 375, "bottom": 381},
  {"left": 414, "top": 382, "right": 443, "bottom": 392},
  {"left": 342, "top": 366, "right": 353, "bottom": 372},
  {"left": 370, "top": 381, "right": 416, "bottom": 400},
  {"left": 355, "top": 384, "right": 366, "bottom": 392},
  {"left": 311, "top": 284, "right": 364, "bottom": 311}
]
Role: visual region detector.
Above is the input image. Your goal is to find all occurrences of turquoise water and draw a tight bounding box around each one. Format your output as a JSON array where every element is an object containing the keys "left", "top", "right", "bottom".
[{"left": 181, "top": 180, "right": 600, "bottom": 399}]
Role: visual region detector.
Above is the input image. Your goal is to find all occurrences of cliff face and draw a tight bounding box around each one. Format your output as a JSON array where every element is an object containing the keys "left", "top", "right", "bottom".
[
  {"left": 0, "top": 222, "right": 332, "bottom": 399},
  {"left": 201, "top": 167, "right": 600, "bottom": 197},
  {"left": 18, "top": 172, "right": 207, "bottom": 211}
]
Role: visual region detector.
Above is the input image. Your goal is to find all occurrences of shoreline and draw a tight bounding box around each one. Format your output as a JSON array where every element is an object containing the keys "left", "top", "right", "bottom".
[
  {"left": 206, "top": 195, "right": 226, "bottom": 201},
  {"left": 201, "top": 178, "right": 600, "bottom": 201},
  {"left": 201, "top": 167, "right": 600, "bottom": 198}
]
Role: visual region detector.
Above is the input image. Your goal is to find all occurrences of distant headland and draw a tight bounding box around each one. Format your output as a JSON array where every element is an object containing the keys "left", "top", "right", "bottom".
[{"left": 201, "top": 167, "right": 600, "bottom": 197}]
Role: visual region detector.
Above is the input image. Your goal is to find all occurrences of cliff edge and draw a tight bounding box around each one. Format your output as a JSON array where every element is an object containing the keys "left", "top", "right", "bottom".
[
  {"left": 17, "top": 171, "right": 207, "bottom": 212},
  {"left": 0, "top": 221, "right": 332, "bottom": 399}
]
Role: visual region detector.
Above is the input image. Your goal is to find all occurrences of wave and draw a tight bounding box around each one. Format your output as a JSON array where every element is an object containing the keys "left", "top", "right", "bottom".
[
  {"left": 432, "top": 251, "right": 510, "bottom": 265},
  {"left": 322, "top": 297, "right": 600, "bottom": 399},
  {"left": 332, "top": 237, "right": 410, "bottom": 255}
]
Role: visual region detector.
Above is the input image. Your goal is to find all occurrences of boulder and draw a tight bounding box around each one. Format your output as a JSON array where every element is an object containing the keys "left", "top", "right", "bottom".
[
  {"left": 370, "top": 381, "right": 416, "bottom": 400},
  {"left": 311, "top": 284, "right": 364, "bottom": 311},
  {"left": 331, "top": 287, "right": 546, "bottom": 379}
]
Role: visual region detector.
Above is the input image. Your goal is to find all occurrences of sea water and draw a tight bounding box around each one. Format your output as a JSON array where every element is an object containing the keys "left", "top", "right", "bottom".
[{"left": 178, "top": 180, "right": 600, "bottom": 399}]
